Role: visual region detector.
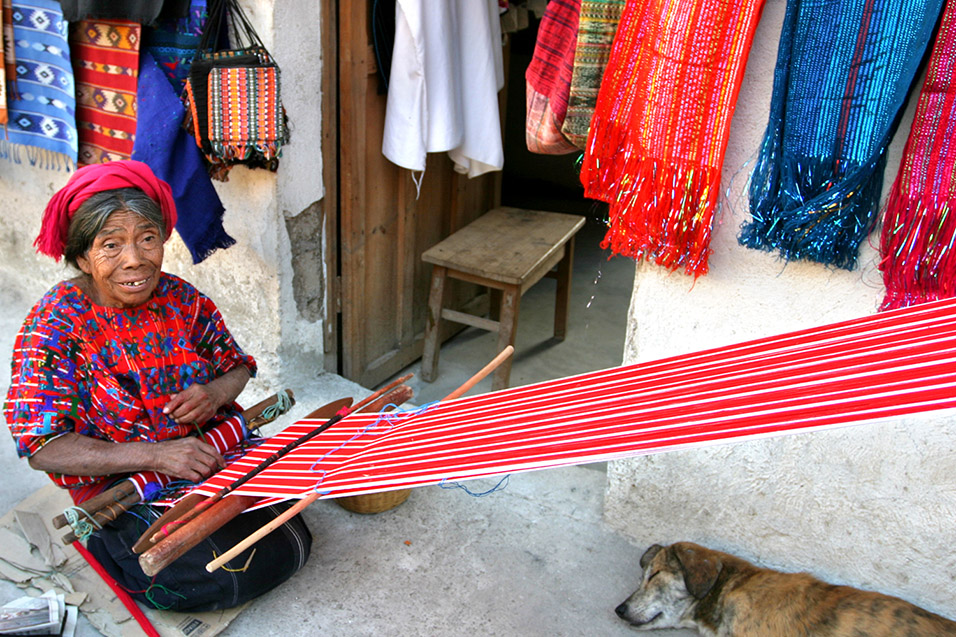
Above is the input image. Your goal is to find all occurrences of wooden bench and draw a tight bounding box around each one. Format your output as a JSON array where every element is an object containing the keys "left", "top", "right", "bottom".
[{"left": 421, "top": 207, "right": 586, "bottom": 391}]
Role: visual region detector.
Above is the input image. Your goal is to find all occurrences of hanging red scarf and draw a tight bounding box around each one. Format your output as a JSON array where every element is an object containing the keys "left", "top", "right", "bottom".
[
  {"left": 879, "top": 1, "right": 956, "bottom": 311},
  {"left": 580, "top": 0, "right": 765, "bottom": 277}
]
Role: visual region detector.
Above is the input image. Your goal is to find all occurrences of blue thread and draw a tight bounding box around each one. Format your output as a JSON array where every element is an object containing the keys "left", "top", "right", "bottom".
[
  {"left": 440, "top": 474, "right": 510, "bottom": 497},
  {"left": 141, "top": 481, "right": 162, "bottom": 502},
  {"left": 124, "top": 505, "right": 152, "bottom": 526}
]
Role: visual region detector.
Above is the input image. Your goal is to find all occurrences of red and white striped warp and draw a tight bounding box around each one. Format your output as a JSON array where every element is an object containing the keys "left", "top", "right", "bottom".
[{"left": 193, "top": 298, "right": 956, "bottom": 506}]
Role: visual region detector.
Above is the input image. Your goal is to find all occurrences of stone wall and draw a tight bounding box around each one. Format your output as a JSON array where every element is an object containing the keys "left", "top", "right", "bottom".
[{"left": 604, "top": 0, "right": 956, "bottom": 620}]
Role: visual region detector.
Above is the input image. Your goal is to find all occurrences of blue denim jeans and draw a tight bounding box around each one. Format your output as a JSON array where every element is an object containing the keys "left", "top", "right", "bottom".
[{"left": 86, "top": 502, "right": 312, "bottom": 612}]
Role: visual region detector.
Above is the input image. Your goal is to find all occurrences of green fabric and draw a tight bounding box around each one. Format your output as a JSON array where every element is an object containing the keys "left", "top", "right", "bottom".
[{"left": 561, "top": 0, "right": 625, "bottom": 150}]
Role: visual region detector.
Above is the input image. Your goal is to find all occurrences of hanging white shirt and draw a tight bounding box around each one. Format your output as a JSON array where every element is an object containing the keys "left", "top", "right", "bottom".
[{"left": 382, "top": 0, "right": 505, "bottom": 179}]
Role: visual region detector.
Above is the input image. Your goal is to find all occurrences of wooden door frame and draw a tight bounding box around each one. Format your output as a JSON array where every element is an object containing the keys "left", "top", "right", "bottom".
[
  {"left": 320, "top": 0, "right": 339, "bottom": 373},
  {"left": 320, "top": 0, "right": 507, "bottom": 386}
]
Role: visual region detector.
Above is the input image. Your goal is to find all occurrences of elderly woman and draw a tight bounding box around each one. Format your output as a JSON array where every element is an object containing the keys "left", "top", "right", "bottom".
[{"left": 3, "top": 161, "right": 311, "bottom": 612}]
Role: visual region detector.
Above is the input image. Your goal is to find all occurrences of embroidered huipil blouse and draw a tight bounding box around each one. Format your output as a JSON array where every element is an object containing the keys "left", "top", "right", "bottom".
[{"left": 3, "top": 273, "right": 256, "bottom": 502}]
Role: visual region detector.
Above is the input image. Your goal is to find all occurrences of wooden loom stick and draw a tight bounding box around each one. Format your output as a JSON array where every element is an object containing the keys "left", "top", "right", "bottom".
[
  {"left": 59, "top": 489, "right": 142, "bottom": 544},
  {"left": 144, "top": 374, "right": 413, "bottom": 546},
  {"left": 132, "top": 397, "right": 353, "bottom": 555},
  {"left": 139, "top": 384, "right": 416, "bottom": 576},
  {"left": 202, "top": 346, "right": 515, "bottom": 573},
  {"left": 52, "top": 390, "right": 296, "bottom": 544},
  {"left": 52, "top": 479, "right": 138, "bottom": 529}
]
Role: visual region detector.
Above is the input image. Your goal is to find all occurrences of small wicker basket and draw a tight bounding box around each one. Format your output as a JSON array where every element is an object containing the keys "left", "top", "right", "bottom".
[{"left": 336, "top": 488, "right": 412, "bottom": 514}]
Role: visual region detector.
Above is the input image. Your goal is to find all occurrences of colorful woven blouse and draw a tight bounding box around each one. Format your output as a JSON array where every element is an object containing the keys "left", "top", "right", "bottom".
[{"left": 3, "top": 272, "right": 256, "bottom": 501}]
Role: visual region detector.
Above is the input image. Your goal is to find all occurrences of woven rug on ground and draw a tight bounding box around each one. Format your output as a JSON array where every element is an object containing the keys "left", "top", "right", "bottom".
[
  {"left": 739, "top": 0, "right": 945, "bottom": 270},
  {"left": 561, "top": 0, "right": 625, "bottom": 150},
  {"left": 579, "top": 0, "right": 765, "bottom": 277},
  {"left": 70, "top": 18, "right": 140, "bottom": 165},
  {"left": 1, "top": 0, "right": 76, "bottom": 167},
  {"left": 879, "top": 1, "right": 956, "bottom": 311},
  {"left": 525, "top": 0, "right": 580, "bottom": 154}
]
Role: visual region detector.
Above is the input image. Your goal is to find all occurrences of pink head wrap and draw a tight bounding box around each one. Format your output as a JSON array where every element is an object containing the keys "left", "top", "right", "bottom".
[{"left": 34, "top": 160, "right": 178, "bottom": 261}]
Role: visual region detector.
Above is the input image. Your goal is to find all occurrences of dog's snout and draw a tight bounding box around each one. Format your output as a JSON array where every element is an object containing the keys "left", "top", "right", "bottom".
[{"left": 615, "top": 602, "right": 628, "bottom": 618}]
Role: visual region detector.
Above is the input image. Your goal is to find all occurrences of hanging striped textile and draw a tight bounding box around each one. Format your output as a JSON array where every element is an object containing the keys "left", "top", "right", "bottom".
[
  {"left": 560, "top": 0, "right": 625, "bottom": 150},
  {"left": 580, "top": 0, "right": 765, "bottom": 277},
  {"left": 879, "top": 1, "right": 956, "bottom": 312},
  {"left": 524, "top": 0, "right": 580, "bottom": 154},
  {"left": 70, "top": 18, "right": 140, "bottom": 165},
  {"left": 0, "top": 3, "right": 6, "bottom": 125},
  {"left": 740, "top": 0, "right": 944, "bottom": 270},
  {"left": 1, "top": 0, "right": 14, "bottom": 101},
  {"left": 1, "top": 0, "right": 76, "bottom": 167},
  {"left": 187, "top": 296, "right": 956, "bottom": 507}
]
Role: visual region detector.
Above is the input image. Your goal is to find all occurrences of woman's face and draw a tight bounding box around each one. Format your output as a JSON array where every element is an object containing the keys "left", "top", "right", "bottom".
[{"left": 76, "top": 209, "right": 164, "bottom": 308}]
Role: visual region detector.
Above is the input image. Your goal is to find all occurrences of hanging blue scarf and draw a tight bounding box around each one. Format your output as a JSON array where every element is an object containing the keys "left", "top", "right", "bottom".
[
  {"left": 739, "top": 0, "right": 945, "bottom": 270},
  {"left": 132, "top": 0, "right": 235, "bottom": 264},
  {"left": 133, "top": 50, "right": 234, "bottom": 264},
  {"left": 2, "top": 0, "right": 76, "bottom": 168}
]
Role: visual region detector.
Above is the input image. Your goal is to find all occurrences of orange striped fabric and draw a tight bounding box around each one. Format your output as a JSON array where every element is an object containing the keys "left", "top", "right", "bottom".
[
  {"left": 70, "top": 19, "right": 140, "bottom": 165},
  {"left": 580, "top": 0, "right": 765, "bottom": 277}
]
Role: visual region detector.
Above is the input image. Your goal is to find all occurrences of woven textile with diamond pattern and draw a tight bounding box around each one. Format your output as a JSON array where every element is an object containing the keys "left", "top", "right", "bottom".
[{"left": 190, "top": 298, "right": 956, "bottom": 507}]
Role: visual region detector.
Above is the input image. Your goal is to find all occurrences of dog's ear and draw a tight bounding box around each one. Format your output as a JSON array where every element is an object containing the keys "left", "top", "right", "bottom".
[
  {"left": 640, "top": 544, "right": 664, "bottom": 570},
  {"left": 674, "top": 544, "right": 720, "bottom": 599}
]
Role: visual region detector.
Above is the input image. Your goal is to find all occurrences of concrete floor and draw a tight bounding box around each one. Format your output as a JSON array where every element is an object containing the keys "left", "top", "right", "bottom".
[{"left": 0, "top": 218, "right": 697, "bottom": 636}]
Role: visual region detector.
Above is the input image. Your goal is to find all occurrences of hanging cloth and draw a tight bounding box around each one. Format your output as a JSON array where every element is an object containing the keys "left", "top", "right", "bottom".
[
  {"left": 70, "top": 18, "right": 141, "bottom": 165},
  {"left": 560, "top": 0, "right": 625, "bottom": 150},
  {"left": 382, "top": 0, "right": 505, "bottom": 179},
  {"left": 133, "top": 0, "right": 235, "bottom": 265},
  {"left": 58, "top": 0, "right": 189, "bottom": 25},
  {"left": 524, "top": 0, "right": 580, "bottom": 155},
  {"left": 141, "top": 0, "right": 207, "bottom": 92},
  {"left": 0, "top": 3, "right": 6, "bottom": 126},
  {"left": 879, "top": 1, "right": 956, "bottom": 311},
  {"left": 580, "top": 0, "right": 765, "bottom": 277},
  {"left": 2, "top": 0, "right": 14, "bottom": 101},
  {"left": 0, "top": 0, "right": 76, "bottom": 168},
  {"left": 740, "top": 0, "right": 945, "bottom": 270}
]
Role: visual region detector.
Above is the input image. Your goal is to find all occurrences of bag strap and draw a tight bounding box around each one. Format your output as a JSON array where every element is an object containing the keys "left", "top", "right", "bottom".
[
  {"left": 225, "top": 0, "right": 266, "bottom": 51},
  {"left": 197, "top": 0, "right": 268, "bottom": 57}
]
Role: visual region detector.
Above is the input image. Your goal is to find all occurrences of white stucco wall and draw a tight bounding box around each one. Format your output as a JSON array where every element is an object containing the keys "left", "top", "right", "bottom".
[
  {"left": 0, "top": 0, "right": 324, "bottom": 398},
  {"left": 604, "top": 0, "right": 956, "bottom": 619}
]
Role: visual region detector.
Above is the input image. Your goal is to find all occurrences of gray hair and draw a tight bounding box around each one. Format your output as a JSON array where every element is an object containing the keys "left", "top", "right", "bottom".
[{"left": 63, "top": 188, "right": 166, "bottom": 269}]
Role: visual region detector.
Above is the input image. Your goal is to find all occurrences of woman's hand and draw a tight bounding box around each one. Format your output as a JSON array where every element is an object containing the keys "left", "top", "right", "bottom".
[
  {"left": 149, "top": 437, "right": 225, "bottom": 482},
  {"left": 163, "top": 366, "right": 252, "bottom": 426},
  {"left": 163, "top": 383, "right": 221, "bottom": 426}
]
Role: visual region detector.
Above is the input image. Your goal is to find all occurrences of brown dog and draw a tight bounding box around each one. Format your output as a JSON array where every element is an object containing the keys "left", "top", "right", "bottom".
[{"left": 616, "top": 542, "right": 956, "bottom": 636}]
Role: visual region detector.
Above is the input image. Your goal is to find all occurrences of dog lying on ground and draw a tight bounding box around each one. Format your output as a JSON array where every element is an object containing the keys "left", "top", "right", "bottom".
[{"left": 615, "top": 541, "right": 956, "bottom": 636}]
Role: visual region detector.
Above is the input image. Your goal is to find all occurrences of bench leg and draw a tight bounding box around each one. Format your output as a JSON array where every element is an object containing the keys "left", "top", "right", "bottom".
[
  {"left": 554, "top": 236, "right": 575, "bottom": 341},
  {"left": 421, "top": 266, "right": 447, "bottom": 383},
  {"left": 492, "top": 285, "right": 521, "bottom": 391}
]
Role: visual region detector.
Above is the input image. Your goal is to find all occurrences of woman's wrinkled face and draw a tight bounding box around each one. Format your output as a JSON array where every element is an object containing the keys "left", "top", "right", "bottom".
[{"left": 76, "top": 209, "right": 164, "bottom": 308}]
